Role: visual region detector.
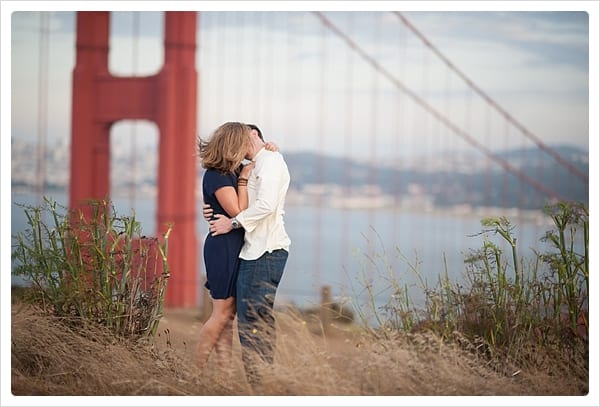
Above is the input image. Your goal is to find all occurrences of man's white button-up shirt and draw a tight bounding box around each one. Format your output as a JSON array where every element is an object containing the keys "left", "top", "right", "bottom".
[{"left": 236, "top": 148, "right": 291, "bottom": 260}]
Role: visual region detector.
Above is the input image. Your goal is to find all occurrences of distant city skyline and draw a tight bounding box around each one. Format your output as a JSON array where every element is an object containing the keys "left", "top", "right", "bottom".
[{"left": 10, "top": 137, "right": 589, "bottom": 213}]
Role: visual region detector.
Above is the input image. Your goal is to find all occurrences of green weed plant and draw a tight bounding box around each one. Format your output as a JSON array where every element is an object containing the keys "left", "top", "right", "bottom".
[
  {"left": 352, "top": 201, "right": 588, "bottom": 368},
  {"left": 12, "top": 197, "right": 172, "bottom": 339}
]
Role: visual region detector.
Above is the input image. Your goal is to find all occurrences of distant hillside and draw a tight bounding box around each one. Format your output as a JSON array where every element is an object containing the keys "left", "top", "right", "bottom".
[
  {"left": 12, "top": 139, "right": 588, "bottom": 211},
  {"left": 284, "top": 145, "right": 589, "bottom": 210}
]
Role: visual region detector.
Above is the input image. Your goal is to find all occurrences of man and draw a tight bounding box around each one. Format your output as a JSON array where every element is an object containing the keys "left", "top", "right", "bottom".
[{"left": 208, "top": 124, "right": 291, "bottom": 386}]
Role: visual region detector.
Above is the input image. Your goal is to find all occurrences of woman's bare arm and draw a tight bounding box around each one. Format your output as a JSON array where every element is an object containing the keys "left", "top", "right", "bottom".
[{"left": 213, "top": 163, "right": 254, "bottom": 217}]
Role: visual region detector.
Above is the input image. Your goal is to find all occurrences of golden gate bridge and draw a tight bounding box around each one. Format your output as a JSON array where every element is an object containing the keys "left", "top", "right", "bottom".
[{"left": 16, "top": 11, "right": 589, "bottom": 309}]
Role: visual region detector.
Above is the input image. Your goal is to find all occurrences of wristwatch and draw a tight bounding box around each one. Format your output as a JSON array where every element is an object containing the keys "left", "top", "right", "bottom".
[{"left": 231, "top": 217, "right": 241, "bottom": 229}]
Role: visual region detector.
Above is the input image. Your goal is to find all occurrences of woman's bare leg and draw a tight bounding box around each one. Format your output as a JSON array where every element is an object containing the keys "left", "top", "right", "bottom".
[
  {"left": 196, "top": 297, "right": 235, "bottom": 368},
  {"left": 214, "top": 317, "right": 234, "bottom": 369}
]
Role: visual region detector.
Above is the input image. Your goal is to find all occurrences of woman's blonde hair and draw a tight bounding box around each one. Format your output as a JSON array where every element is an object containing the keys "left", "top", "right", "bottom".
[{"left": 198, "top": 122, "right": 251, "bottom": 173}]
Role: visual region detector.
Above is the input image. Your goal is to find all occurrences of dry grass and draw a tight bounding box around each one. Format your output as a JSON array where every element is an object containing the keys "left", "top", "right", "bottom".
[{"left": 10, "top": 300, "right": 587, "bottom": 398}]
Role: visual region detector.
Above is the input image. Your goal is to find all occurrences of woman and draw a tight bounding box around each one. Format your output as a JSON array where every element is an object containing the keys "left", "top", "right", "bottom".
[{"left": 196, "top": 122, "right": 254, "bottom": 368}]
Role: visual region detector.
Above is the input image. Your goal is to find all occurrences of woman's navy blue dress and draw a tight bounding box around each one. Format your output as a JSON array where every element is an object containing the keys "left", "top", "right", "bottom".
[{"left": 202, "top": 168, "right": 245, "bottom": 299}]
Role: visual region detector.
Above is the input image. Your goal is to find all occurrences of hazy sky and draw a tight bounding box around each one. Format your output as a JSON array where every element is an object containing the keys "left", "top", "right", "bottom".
[{"left": 4, "top": 2, "right": 596, "bottom": 162}]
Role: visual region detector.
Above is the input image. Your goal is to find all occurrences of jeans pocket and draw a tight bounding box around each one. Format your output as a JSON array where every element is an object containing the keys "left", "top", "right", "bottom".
[{"left": 267, "top": 250, "right": 288, "bottom": 285}]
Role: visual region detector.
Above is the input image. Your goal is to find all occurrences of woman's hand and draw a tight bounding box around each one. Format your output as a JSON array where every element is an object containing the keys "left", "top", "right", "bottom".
[
  {"left": 240, "top": 162, "right": 255, "bottom": 179},
  {"left": 265, "top": 141, "right": 279, "bottom": 152}
]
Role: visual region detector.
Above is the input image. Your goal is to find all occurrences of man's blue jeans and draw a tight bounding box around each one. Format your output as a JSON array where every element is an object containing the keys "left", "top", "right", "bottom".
[{"left": 236, "top": 249, "right": 288, "bottom": 383}]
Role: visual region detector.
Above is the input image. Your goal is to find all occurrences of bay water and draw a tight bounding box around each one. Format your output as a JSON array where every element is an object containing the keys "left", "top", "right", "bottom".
[{"left": 10, "top": 191, "right": 554, "bottom": 317}]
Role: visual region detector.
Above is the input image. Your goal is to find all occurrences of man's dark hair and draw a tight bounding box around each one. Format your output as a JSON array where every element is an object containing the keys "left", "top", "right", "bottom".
[{"left": 246, "top": 124, "right": 264, "bottom": 141}]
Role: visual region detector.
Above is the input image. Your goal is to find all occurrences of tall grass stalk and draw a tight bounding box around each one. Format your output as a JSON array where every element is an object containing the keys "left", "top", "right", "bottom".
[
  {"left": 349, "top": 227, "right": 420, "bottom": 335},
  {"left": 540, "top": 201, "right": 589, "bottom": 337},
  {"left": 12, "top": 197, "right": 172, "bottom": 339},
  {"left": 351, "top": 201, "right": 588, "bottom": 370}
]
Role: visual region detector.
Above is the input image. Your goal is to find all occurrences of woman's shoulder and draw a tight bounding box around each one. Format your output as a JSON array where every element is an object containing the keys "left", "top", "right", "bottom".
[
  {"left": 204, "top": 168, "right": 235, "bottom": 185},
  {"left": 204, "top": 168, "right": 231, "bottom": 177},
  {"left": 203, "top": 168, "right": 218, "bottom": 179}
]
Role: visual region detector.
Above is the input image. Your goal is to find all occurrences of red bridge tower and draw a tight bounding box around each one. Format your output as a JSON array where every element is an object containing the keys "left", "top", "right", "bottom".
[{"left": 69, "top": 11, "right": 199, "bottom": 307}]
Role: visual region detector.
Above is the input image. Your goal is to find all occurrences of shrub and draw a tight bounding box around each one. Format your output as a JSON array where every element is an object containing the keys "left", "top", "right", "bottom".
[
  {"left": 11, "top": 197, "right": 172, "bottom": 339},
  {"left": 351, "top": 201, "right": 588, "bottom": 371}
]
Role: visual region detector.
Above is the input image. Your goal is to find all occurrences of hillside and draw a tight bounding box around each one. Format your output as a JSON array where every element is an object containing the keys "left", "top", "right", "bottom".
[{"left": 285, "top": 145, "right": 588, "bottom": 209}]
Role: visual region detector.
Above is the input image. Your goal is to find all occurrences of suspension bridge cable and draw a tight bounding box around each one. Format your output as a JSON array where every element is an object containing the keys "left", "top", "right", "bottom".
[
  {"left": 392, "top": 11, "right": 588, "bottom": 183},
  {"left": 341, "top": 12, "right": 355, "bottom": 280},
  {"left": 314, "top": 16, "right": 326, "bottom": 290},
  {"left": 393, "top": 17, "right": 406, "bottom": 246},
  {"left": 368, "top": 12, "right": 381, "bottom": 233},
  {"left": 129, "top": 11, "right": 140, "bottom": 209},
  {"left": 36, "top": 12, "right": 49, "bottom": 208},
  {"left": 311, "top": 11, "right": 568, "bottom": 202}
]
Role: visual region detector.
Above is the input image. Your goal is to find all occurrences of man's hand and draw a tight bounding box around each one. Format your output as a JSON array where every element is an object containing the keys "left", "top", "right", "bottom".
[
  {"left": 209, "top": 214, "right": 234, "bottom": 236},
  {"left": 203, "top": 203, "right": 213, "bottom": 222}
]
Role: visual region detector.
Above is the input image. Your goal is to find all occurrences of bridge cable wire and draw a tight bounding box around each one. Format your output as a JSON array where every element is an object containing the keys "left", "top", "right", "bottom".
[
  {"left": 315, "top": 17, "right": 326, "bottom": 291},
  {"left": 392, "top": 11, "right": 588, "bottom": 183},
  {"left": 311, "top": 11, "right": 568, "bottom": 202},
  {"left": 341, "top": 12, "right": 355, "bottom": 296},
  {"left": 129, "top": 11, "right": 140, "bottom": 210},
  {"left": 36, "top": 12, "right": 49, "bottom": 209},
  {"left": 393, "top": 17, "right": 406, "bottom": 252}
]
